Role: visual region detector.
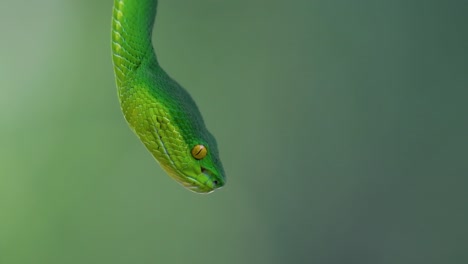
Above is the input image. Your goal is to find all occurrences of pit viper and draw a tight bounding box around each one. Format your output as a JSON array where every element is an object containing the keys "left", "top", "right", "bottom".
[{"left": 111, "top": 0, "right": 226, "bottom": 193}]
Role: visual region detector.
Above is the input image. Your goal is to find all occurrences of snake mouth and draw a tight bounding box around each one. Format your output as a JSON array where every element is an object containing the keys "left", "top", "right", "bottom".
[{"left": 183, "top": 167, "right": 223, "bottom": 194}]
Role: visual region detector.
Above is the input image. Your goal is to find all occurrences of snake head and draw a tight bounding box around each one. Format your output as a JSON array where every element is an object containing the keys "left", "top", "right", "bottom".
[
  {"left": 147, "top": 122, "right": 226, "bottom": 194},
  {"left": 180, "top": 135, "right": 226, "bottom": 193},
  {"left": 160, "top": 141, "right": 226, "bottom": 194}
]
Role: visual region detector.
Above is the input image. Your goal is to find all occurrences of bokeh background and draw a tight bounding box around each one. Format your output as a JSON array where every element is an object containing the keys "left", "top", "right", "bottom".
[{"left": 1, "top": 0, "right": 467, "bottom": 263}]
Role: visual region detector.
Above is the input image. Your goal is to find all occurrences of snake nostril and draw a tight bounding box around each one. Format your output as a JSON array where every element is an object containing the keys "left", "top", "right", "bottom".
[{"left": 201, "top": 167, "right": 220, "bottom": 187}]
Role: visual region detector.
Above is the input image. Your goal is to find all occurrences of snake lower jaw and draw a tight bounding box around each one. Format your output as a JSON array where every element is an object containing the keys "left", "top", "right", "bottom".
[{"left": 182, "top": 169, "right": 224, "bottom": 194}]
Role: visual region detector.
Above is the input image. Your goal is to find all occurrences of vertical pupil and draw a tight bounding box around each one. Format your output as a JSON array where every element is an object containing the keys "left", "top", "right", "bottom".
[
  {"left": 195, "top": 148, "right": 203, "bottom": 155},
  {"left": 192, "top": 145, "right": 206, "bottom": 159}
]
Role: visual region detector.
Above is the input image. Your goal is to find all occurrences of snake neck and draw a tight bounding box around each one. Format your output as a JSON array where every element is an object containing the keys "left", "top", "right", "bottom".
[{"left": 111, "top": 0, "right": 159, "bottom": 86}]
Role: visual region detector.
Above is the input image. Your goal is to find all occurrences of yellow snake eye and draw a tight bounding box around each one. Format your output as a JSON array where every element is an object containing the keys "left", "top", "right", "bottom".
[{"left": 191, "top": 144, "right": 207, "bottom": 160}]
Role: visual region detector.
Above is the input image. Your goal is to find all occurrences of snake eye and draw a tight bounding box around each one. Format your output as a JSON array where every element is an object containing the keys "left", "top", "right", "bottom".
[{"left": 191, "top": 144, "right": 207, "bottom": 160}]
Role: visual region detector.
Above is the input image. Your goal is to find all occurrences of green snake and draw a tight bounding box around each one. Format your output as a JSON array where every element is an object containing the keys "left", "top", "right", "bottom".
[{"left": 111, "top": 0, "right": 225, "bottom": 193}]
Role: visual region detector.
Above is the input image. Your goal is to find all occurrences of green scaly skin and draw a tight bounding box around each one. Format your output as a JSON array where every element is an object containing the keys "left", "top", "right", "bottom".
[{"left": 111, "top": 0, "right": 225, "bottom": 193}]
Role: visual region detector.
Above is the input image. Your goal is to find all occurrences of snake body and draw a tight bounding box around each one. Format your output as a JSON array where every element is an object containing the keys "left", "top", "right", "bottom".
[{"left": 111, "top": 0, "right": 225, "bottom": 193}]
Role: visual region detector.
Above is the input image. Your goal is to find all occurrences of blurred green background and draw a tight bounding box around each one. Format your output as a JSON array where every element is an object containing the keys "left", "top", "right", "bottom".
[{"left": 1, "top": 0, "right": 467, "bottom": 263}]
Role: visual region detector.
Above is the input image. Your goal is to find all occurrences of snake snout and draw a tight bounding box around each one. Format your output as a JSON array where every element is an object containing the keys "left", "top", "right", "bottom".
[{"left": 201, "top": 167, "right": 225, "bottom": 189}]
